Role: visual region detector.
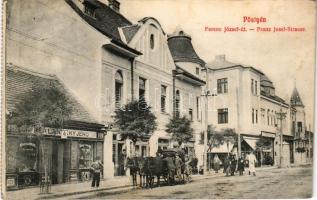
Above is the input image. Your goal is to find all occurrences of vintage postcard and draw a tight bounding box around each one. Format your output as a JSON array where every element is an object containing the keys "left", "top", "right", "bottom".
[{"left": 1, "top": 0, "right": 315, "bottom": 199}]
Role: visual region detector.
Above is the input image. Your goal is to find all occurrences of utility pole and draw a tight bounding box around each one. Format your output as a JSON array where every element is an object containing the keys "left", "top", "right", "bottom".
[
  {"left": 276, "top": 108, "right": 287, "bottom": 168},
  {"left": 202, "top": 66, "right": 210, "bottom": 175},
  {"left": 201, "top": 66, "right": 216, "bottom": 174}
]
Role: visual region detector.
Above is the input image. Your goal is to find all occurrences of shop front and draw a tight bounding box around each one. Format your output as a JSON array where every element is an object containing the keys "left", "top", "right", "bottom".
[{"left": 6, "top": 125, "right": 105, "bottom": 190}]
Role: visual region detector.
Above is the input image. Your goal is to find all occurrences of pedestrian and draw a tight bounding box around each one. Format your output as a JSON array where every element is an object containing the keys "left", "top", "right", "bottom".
[
  {"left": 175, "top": 154, "right": 183, "bottom": 182},
  {"left": 91, "top": 156, "right": 103, "bottom": 188},
  {"left": 247, "top": 151, "right": 257, "bottom": 176},
  {"left": 223, "top": 155, "right": 231, "bottom": 176},
  {"left": 237, "top": 156, "right": 245, "bottom": 175},
  {"left": 213, "top": 154, "right": 221, "bottom": 173},
  {"left": 230, "top": 154, "right": 237, "bottom": 176}
]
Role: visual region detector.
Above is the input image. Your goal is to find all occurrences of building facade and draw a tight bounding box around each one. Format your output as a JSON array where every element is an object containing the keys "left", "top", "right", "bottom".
[{"left": 5, "top": 0, "right": 313, "bottom": 189}]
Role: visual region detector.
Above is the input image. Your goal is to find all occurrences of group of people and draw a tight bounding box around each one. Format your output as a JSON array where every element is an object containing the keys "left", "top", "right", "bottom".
[{"left": 213, "top": 151, "right": 257, "bottom": 177}]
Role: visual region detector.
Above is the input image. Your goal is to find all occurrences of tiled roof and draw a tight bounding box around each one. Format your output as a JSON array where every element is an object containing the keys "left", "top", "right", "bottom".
[
  {"left": 66, "top": 0, "right": 132, "bottom": 44},
  {"left": 167, "top": 30, "right": 204, "bottom": 65},
  {"left": 290, "top": 87, "right": 304, "bottom": 107},
  {"left": 121, "top": 24, "right": 141, "bottom": 43},
  {"left": 175, "top": 65, "right": 206, "bottom": 86},
  {"left": 261, "top": 90, "right": 287, "bottom": 105},
  {"left": 6, "top": 64, "right": 99, "bottom": 124}
]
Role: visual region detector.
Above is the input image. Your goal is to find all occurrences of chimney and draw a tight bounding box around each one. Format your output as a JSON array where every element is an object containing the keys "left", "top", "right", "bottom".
[
  {"left": 108, "top": 0, "right": 120, "bottom": 12},
  {"left": 215, "top": 54, "right": 226, "bottom": 61}
]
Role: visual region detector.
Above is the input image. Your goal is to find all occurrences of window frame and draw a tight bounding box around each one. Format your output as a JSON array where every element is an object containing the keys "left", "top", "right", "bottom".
[
  {"left": 217, "top": 78, "right": 228, "bottom": 94},
  {"left": 218, "top": 108, "right": 228, "bottom": 124}
]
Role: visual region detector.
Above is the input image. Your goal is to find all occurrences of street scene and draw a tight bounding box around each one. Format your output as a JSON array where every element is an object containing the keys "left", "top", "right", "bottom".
[{"left": 2, "top": 0, "right": 315, "bottom": 199}]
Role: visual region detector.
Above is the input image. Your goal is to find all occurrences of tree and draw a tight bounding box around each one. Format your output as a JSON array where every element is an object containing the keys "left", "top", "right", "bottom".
[
  {"left": 7, "top": 81, "right": 73, "bottom": 193},
  {"left": 221, "top": 128, "right": 238, "bottom": 155},
  {"left": 200, "top": 125, "right": 225, "bottom": 152},
  {"left": 114, "top": 100, "right": 157, "bottom": 152},
  {"left": 256, "top": 137, "right": 272, "bottom": 165},
  {"left": 166, "top": 116, "right": 194, "bottom": 147}
]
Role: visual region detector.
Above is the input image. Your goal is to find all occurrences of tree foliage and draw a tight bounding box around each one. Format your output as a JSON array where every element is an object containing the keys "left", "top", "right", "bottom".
[
  {"left": 200, "top": 126, "right": 238, "bottom": 153},
  {"left": 256, "top": 137, "right": 272, "bottom": 150},
  {"left": 114, "top": 100, "right": 157, "bottom": 143},
  {"left": 200, "top": 125, "right": 224, "bottom": 151},
  {"left": 7, "top": 81, "right": 73, "bottom": 133},
  {"left": 166, "top": 116, "right": 194, "bottom": 146}
]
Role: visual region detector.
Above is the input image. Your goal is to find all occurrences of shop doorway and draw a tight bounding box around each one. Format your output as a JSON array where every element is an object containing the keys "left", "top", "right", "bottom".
[{"left": 51, "top": 141, "right": 70, "bottom": 184}]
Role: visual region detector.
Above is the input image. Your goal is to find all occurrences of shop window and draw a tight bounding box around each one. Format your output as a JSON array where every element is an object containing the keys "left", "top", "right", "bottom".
[
  {"left": 217, "top": 78, "right": 228, "bottom": 94},
  {"left": 115, "top": 71, "right": 123, "bottom": 109},
  {"left": 78, "top": 142, "right": 93, "bottom": 169},
  {"left": 161, "top": 85, "right": 167, "bottom": 113},
  {"left": 218, "top": 108, "right": 228, "bottom": 124}
]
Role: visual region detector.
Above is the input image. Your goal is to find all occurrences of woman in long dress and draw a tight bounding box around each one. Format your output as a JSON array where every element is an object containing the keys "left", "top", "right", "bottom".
[
  {"left": 247, "top": 151, "right": 257, "bottom": 176},
  {"left": 213, "top": 154, "right": 221, "bottom": 173}
]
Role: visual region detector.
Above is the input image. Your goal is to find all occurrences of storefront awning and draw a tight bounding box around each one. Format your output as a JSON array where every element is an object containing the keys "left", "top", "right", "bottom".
[
  {"left": 209, "top": 143, "right": 234, "bottom": 153},
  {"left": 243, "top": 138, "right": 258, "bottom": 150}
]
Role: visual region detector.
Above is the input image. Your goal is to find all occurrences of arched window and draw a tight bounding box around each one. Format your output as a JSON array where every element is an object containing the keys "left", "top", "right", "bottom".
[
  {"left": 175, "top": 90, "right": 180, "bottom": 118},
  {"left": 115, "top": 71, "right": 123, "bottom": 108},
  {"left": 150, "top": 34, "right": 155, "bottom": 50}
]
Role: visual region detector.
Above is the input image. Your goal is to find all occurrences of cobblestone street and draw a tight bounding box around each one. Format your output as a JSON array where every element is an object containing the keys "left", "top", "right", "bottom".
[{"left": 69, "top": 166, "right": 312, "bottom": 199}]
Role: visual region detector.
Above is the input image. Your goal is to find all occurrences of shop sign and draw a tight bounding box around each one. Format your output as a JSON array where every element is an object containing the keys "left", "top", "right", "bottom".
[
  {"left": 44, "top": 128, "right": 97, "bottom": 139},
  {"left": 6, "top": 177, "right": 16, "bottom": 187}
]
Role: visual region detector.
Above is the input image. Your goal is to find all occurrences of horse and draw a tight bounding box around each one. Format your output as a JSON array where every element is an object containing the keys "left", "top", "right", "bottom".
[{"left": 125, "top": 157, "right": 140, "bottom": 187}]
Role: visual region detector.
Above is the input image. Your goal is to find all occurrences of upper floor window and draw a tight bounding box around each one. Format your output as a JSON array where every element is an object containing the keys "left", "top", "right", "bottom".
[
  {"left": 189, "top": 108, "right": 193, "bottom": 121},
  {"left": 217, "top": 78, "right": 228, "bottom": 94},
  {"left": 252, "top": 108, "right": 255, "bottom": 124},
  {"left": 196, "top": 67, "right": 200, "bottom": 75},
  {"left": 267, "top": 109, "right": 270, "bottom": 125},
  {"left": 218, "top": 108, "right": 228, "bottom": 124},
  {"left": 115, "top": 71, "right": 123, "bottom": 109},
  {"left": 256, "top": 110, "right": 258, "bottom": 123},
  {"left": 161, "top": 85, "right": 167, "bottom": 113},
  {"left": 139, "top": 77, "right": 146, "bottom": 102},
  {"left": 196, "top": 97, "right": 201, "bottom": 121},
  {"left": 298, "top": 122, "right": 303, "bottom": 133},
  {"left": 150, "top": 34, "right": 155, "bottom": 50},
  {"left": 175, "top": 90, "right": 180, "bottom": 118},
  {"left": 251, "top": 79, "right": 258, "bottom": 95}
]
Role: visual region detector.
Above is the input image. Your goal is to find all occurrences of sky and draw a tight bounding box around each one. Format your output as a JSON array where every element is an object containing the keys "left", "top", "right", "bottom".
[{"left": 119, "top": 0, "right": 316, "bottom": 128}]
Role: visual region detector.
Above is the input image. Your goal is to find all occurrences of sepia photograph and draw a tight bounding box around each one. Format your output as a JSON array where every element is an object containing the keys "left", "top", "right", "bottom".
[{"left": 1, "top": 0, "right": 315, "bottom": 199}]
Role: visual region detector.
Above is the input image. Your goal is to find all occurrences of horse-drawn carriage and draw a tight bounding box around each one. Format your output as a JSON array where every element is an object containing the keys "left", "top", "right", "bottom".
[{"left": 125, "top": 148, "right": 196, "bottom": 188}]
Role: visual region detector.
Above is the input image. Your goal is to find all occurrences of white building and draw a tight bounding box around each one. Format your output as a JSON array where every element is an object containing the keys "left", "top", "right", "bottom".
[{"left": 205, "top": 55, "right": 312, "bottom": 167}]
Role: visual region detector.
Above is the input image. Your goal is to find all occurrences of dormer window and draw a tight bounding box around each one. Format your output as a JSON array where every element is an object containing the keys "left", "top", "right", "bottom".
[
  {"left": 150, "top": 34, "right": 155, "bottom": 50},
  {"left": 83, "top": 4, "right": 96, "bottom": 18},
  {"left": 196, "top": 67, "right": 200, "bottom": 75}
]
